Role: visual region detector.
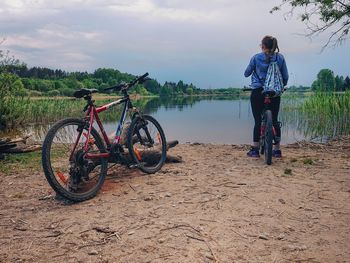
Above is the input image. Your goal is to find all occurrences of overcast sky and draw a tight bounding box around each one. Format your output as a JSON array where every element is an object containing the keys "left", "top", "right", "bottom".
[{"left": 1, "top": 0, "right": 349, "bottom": 88}]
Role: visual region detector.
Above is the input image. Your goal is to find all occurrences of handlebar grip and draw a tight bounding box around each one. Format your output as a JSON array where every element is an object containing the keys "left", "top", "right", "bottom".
[
  {"left": 136, "top": 72, "right": 149, "bottom": 83},
  {"left": 140, "top": 72, "right": 149, "bottom": 79},
  {"left": 103, "top": 73, "right": 150, "bottom": 92}
]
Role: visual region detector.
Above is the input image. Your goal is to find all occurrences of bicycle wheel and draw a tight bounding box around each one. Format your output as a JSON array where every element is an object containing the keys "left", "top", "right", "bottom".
[
  {"left": 127, "top": 115, "right": 167, "bottom": 174},
  {"left": 42, "top": 118, "right": 108, "bottom": 202},
  {"left": 264, "top": 110, "right": 273, "bottom": 165}
]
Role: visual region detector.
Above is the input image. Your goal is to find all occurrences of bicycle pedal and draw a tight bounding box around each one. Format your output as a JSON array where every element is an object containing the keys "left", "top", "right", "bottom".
[
  {"left": 128, "top": 164, "right": 140, "bottom": 169},
  {"left": 128, "top": 162, "right": 146, "bottom": 169}
]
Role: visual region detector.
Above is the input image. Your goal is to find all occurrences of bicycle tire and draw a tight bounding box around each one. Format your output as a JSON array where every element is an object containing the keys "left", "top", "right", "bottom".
[
  {"left": 42, "top": 118, "right": 108, "bottom": 202},
  {"left": 264, "top": 110, "right": 273, "bottom": 165},
  {"left": 127, "top": 115, "right": 167, "bottom": 174}
]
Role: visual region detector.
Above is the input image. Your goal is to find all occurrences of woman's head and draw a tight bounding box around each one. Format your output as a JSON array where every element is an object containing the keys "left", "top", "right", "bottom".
[{"left": 261, "top": 35, "right": 279, "bottom": 55}]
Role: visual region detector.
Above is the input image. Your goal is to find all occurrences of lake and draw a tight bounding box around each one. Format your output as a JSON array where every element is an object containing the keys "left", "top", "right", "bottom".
[
  {"left": 16, "top": 95, "right": 329, "bottom": 145},
  {"left": 120, "top": 98, "right": 305, "bottom": 144}
]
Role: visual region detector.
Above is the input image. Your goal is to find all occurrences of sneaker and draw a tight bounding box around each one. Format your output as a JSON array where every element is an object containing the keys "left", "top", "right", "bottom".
[
  {"left": 247, "top": 147, "right": 260, "bottom": 158},
  {"left": 272, "top": 149, "right": 282, "bottom": 158}
]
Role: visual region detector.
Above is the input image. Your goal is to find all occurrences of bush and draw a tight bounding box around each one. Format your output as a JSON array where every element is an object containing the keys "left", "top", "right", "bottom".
[
  {"left": 14, "top": 88, "right": 29, "bottom": 97},
  {"left": 59, "top": 88, "right": 75, "bottom": 97},
  {"left": 28, "top": 90, "right": 43, "bottom": 97},
  {"left": 0, "top": 73, "right": 27, "bottom": 129},
  {"left": 46, "top": 89, "right": 60, "bottom": 97}
]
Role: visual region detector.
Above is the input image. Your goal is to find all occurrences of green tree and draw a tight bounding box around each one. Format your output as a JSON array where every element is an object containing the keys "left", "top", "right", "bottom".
[
  {"left": 186, "top": 87, "right": 194, "bottom": 95},
  {"left": 33, "top": 79, "right": 54, "bottom": 92},
  {"left": 271, "top": 1, "right": 350, "bottom": 48},
  {"left": 59, "top": 88, "right": 75, "bottom": 97},
  {"left": 144, "top": 79, "right": 161, "bottom": 94},
  {"left": 316, "top": 69, "right": 335, "bottom": 92},
  {"left": 21, "top": 78, "right": 35, "bottom": 90},
  {"left": 177, "top": 80, "right": 185, "bottom": 93},
  {"left": 0, "top": 73, "right": 23, "bottom": 129},
  {"left": 12, "top": 79, "right": 26, "bottom": 96},
  {"left": 0, "top": 41, "right": 20, "bottom": 72},
  {"left": 344, "top": 76, "right": 350, "bottom": 90},
  {"left": 54, "top": 80, "right": 68, "bottom": 90},
  {"left": 93, "top": 68, "right": 123, "bottom": 83},
  {"left": 132, "top": 84, "right": 149, "bottom": 96},
  {"left": 46, "top": 89, "right": 60, "bottom": 96},
  {"left": 82, "top": 78, "right": 97, "bottom": 89},
  {"left": 335, "top": 75, "right": 345, "bottom": 91},
  {"left": 62, "top": 77, "right": 83, "bottom": 90},
  {"left": 160, "top": 85, "right": 171, "bottom": 97}
]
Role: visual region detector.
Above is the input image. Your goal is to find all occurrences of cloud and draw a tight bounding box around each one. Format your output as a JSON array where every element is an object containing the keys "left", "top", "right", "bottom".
[{"left": 0, "top": 0, "right": 349, "bottom": 87}]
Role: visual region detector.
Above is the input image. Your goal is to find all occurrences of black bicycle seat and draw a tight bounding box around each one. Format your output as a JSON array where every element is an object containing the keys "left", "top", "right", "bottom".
[
  {"left": 262, "top": 90, "right": 276, "bottom": 97},
  {"left": 73, "top": 88, "right": 98, "bottom": 98}
]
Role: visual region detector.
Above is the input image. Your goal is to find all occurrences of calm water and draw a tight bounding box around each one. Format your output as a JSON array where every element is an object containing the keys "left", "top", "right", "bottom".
[
  {"left": 97, "top": 96, "right": 306, "bottom": 145},
  {"left": 16, "top": 95, "right": 340, "bottom": 145}
]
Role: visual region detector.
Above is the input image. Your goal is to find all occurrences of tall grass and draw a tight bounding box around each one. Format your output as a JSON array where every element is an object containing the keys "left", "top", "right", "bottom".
[
  {"left": 301, "top": 91, "right": 350, "bottom": 138},
  {"left": 3, "top": 98, "right": 85, "bottom": 129},
  {"left": 1, "top": 96, "right": 156, "bottom": 130}
]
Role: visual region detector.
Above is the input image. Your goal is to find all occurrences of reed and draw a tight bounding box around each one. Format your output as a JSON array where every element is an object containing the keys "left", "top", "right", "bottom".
[
  {"left": 1, "top": 96, "right": 155, "bottom": 130},
  {"left": 3, "top": 98, "right": 85, "bottom": 128},
  {"left": 301, "top": 91, "right": 350, "bottom": 138}
]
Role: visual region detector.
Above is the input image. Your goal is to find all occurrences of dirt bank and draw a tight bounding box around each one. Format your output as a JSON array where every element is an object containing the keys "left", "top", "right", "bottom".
[{"left": 0, "top": 138, "right": 349, "bottom": 262}]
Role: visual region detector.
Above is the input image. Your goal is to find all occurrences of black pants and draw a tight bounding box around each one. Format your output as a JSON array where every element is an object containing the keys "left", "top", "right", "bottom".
[{"left": 250, "top": 88, "right": 281, "bottom": 143}]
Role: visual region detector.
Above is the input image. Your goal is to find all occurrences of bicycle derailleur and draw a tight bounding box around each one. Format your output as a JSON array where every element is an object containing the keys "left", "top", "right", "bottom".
[{"left": 68, "top": 149, "right": 95, "bottom": 191}]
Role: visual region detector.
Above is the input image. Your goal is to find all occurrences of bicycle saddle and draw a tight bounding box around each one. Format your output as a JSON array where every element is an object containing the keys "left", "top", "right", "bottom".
[
  {"left": 262, "top": 90, "right": 276, "bottom": 97},
  {"left": 73, "top": 88, "right": 98, "bottom": 98}
]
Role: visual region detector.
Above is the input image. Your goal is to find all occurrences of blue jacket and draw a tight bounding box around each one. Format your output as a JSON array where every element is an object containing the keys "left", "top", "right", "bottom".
[{"left": 244, "top": 52, "right": 289, "bottom": 89}]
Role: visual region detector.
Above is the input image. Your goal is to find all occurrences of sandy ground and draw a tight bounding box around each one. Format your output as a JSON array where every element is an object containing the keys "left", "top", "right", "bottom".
[{"left": 0, "top": 138, "right": 350, "bottom": 263}]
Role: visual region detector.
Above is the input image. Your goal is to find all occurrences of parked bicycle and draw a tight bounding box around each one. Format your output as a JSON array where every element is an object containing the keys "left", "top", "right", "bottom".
[
  {"left": 243, "top": 87, "right": 285, "bottom": 165},
  {"left": 42, "top": 73, "right": 167, "bottom": 201}
]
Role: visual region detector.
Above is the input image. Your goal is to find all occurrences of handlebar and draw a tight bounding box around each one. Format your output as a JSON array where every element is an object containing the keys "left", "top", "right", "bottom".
[
  {"left": 104, "top": 72, "right": 149, "bottom": 92},
  {"left": 242, "top": 86, "right": 253, "bottom": 91},
  {"left": 242, "top": 86, "right": 288, "bottom": 92}
]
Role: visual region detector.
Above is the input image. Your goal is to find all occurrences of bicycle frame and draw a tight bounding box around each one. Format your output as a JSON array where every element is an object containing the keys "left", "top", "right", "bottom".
[
  {"left": 69, "top": 95, "right": 134, "bottom": 161},
  {"left": 260, "top": 96, "right": 277, "bottom": 139}
]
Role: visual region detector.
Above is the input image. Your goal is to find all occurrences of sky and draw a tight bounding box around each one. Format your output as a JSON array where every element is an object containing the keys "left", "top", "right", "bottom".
[{"left": 1, "top": 0, "right": 349, "bottom": 88}]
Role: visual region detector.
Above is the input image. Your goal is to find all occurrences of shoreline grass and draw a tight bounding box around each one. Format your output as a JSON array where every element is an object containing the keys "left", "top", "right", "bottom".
[{"left": 301, "top": 91, "right": 350, "bottom": 137}]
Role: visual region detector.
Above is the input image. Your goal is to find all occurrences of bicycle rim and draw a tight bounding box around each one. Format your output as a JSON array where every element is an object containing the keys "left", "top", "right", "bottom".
[
  {"left": 128, "top": 115, "right": 167, "bottom": 174},
  {"left": 42, "top": 118, "right": 107, "bottom": 201}
]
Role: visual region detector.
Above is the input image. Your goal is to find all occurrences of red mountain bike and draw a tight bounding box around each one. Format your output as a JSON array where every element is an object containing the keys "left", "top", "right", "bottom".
[
  {"left": 42, "top": 73, "right": 167, "bottom": 202},
  {"left": 243, "top": 87, "right": 284, "bottom": 165}
]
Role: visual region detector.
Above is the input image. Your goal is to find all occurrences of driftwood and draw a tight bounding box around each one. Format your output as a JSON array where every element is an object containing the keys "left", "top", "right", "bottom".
[
  {"left": 2, "top": 145, "right": 42, "bottom": 154},
  {"left": 109, "top": 140, "right": 182, "bottom": 165},
  {"left": 119, "top": 140, "right": 182, "bottom": 164},
  {"left": 0, "top": 135, "right": 41, "bottom": 158},
  {"left": 110, "top": 127, "right": 181, "bottom": 164}
]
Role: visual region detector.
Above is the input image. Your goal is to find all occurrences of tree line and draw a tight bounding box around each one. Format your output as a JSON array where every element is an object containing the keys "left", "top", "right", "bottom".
[
  {"left": 0, "top": 63, "right": 206, "bottom": 97},
  {"left": 312, "top": 69, "right": 350, "bottom": 92}
]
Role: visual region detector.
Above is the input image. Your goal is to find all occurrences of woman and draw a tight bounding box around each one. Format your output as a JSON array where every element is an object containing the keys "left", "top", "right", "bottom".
[{"left": 244, "top": 35, "right": 289, "bottom": 158}]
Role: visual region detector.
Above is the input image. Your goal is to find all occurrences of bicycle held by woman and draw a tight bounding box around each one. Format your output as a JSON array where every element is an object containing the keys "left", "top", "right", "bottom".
[
  {"left": 243, "top": 87, "right": 285, "bottom": 165},
  {"left": 42, "top": 73, "right": 167, "bottom": 202}
]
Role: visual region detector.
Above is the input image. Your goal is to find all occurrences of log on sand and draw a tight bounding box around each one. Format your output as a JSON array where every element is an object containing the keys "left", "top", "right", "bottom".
[
  {"left": 119, "top": 140, "right": 182, "bottom": 164},
  {"left": 0, "top": 135, "right": 41, "bottom": 158}
]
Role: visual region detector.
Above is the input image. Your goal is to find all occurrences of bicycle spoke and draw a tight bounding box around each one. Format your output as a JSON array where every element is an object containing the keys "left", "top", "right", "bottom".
[
  {"left": 42, "top": 119, "right": 107, "bottom": 201},
  {"left": 128, "top": 115, "right": 166, "bottom": 173}
]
